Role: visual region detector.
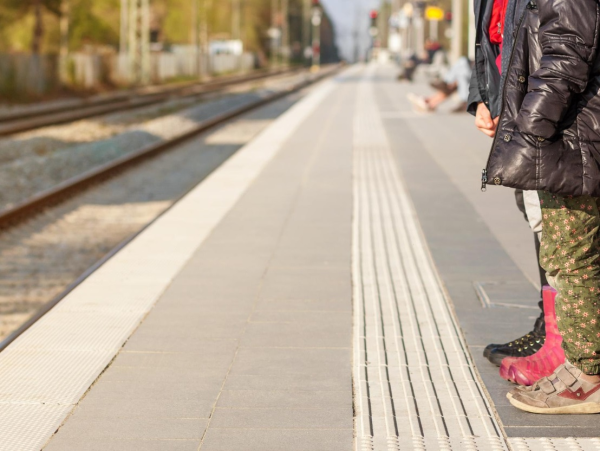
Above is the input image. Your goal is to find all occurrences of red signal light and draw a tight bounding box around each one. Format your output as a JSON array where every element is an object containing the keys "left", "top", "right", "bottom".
[{"left": 370, "top": 10, "right": 378, "bottom": 19}]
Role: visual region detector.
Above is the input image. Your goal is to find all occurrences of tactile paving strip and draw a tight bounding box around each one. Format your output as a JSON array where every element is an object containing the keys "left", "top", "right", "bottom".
[
  {"left": 509, "top": 438, "right": 600, "bottom": 451},
  {"left": 352, "top": 66, "right": 508, "bottom": 451}
]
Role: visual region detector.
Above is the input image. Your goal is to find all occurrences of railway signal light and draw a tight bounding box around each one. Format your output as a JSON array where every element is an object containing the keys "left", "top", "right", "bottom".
[
  {"left": 370, "top": 10, "right": 379, "bottom": 27},
  {"left": 370, "top": 10, "right": 379, "bottom": 37}
]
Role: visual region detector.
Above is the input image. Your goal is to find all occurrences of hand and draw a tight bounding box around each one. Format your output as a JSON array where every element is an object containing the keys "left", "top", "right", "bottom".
[{"left": 475, "top": 102, "right": 499, "bottom": 138}]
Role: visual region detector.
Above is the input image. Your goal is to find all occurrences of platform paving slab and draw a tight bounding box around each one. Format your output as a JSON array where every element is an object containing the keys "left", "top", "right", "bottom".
[
  {"left": 43, "top": 69, "right": 356, "bottom": 450},
  {"left": 46, "top": 439, "right": 202, "bottom": 451},
  {"left": 6, "top": 63, "right": 599, "bottom": 451},
  {"left": 199, "top": 429, "right": 353, "bottom": 451}
]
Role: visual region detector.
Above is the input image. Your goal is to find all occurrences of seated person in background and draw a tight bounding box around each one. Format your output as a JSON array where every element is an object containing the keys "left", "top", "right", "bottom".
[{"left": 407, "top": 57, "right": 472, "bottom": 113}]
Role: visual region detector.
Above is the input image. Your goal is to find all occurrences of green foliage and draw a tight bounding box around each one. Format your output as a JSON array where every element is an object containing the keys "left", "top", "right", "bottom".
[
  {"left": 0, "top": 0, "right": 119, "bottom": 53},
  {"left": 0, "top": 0, "right": 307, "bottom": 57},
  {"left": 160, "top": 0, "right": 194, "bottom": 44},
  {"left": 69, "top": 0, "right": 120, "bottom": 50}
]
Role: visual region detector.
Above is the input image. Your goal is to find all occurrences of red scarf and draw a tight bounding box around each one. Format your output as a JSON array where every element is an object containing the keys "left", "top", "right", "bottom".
[
  {"left": 489, "top": 0, "right": 509, "bottom": 72},
  {"left": 489, "top": 0, "right": 509, "bottom": 44}
]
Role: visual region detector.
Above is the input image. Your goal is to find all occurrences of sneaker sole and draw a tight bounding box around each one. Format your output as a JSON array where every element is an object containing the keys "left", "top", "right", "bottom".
[
  {"left": 489, "top": 352, "right": 508, "bottom": 367},
  {"left": 509, "top": 395, "right": 600, "bottom": 414}
]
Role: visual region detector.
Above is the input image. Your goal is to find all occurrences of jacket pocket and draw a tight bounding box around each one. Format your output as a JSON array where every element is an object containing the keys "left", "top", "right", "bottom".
[
  {"left": 538, "top": 136, "right": 584, "bottom": 196},
  {"left": 509, "top": 69, "right": 529, "bottom": 94}
]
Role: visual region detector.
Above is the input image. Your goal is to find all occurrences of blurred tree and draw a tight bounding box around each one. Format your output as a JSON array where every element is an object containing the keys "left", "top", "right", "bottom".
[
  {"left": 0, "top": 0, "right": 61, "bottom": 53},
  {"left": 0, "top": 0, "right": 332, "bottom": 64},
  {"left": 0, "top": 0, "right": 118, "bottom": 53},
  {"left": 68, "top": 0, "right": 119, "bottom": 51}
]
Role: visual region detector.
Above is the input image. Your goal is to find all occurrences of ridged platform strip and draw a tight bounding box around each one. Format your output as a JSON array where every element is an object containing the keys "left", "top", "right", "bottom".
[{"left": 351, "top": 66, "right": 508, "bottom": 451}]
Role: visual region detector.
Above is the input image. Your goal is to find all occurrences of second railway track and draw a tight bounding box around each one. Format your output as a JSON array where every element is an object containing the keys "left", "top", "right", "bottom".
[{"left": 0, "top": 67, "right": 300, "bottom": 136}]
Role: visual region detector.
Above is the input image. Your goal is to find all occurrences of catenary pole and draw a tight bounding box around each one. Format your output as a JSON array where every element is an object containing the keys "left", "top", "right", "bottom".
[
  {"left": 303, "top": 0, "right": 311, "bottom": 64},
  {"left": 201, "top": 0, "right": 210, "bottom": 78},
  {"left": 451, "top": 0, "right": 463, "bottom": 62},
  {"left": 120, "top": 0, "right": 128, "bottom": 54},
  {"left": 59, "top": 0, "right": 70, "bottom": 84},
  {"left": 270, "top": 0, "right": 279, "bottom": 67},
  {"left": 128, "top": 0, "right": 150, "bottom": 84},
  {"left": 141, "top": 0, "right": 150, "bottom": 83},
  {"left": 193, "top": 0, "right": 201, "bottom": 77},
  {"left": 128, "top": 0, "right": 138, "bottom": 83},
  {"left": 281, "top": 0, "right": 289, "bottom": 65}
]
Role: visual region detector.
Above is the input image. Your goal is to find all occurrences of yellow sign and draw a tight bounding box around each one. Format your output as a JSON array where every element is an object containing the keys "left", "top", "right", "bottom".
[{"left": 425, "top": 6, "right": 444, "bottom": 21}]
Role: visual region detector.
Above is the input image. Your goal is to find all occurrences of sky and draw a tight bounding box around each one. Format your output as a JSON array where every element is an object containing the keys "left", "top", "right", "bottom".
[{"left": 320, "top": 0, "right": 380, "bottom": 62}]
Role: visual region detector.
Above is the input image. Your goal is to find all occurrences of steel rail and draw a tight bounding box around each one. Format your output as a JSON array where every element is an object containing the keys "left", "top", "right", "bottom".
[
  {"left": 0, "top": 64, "right": 341, "bottom": 353},
  {"left": 0, "top": 67, "right": 301, "bottom": 136}
]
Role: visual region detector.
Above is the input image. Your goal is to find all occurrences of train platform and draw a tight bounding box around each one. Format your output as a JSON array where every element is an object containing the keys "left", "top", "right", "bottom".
[{"left": 0, "top": 63, "right": 598, "bottom": 451}]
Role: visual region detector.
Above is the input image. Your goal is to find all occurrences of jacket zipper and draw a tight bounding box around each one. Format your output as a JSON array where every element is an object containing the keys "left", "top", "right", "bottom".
[
  {"left": 481, "top": 169, "right": 488, "bottom": 191},
  {"left": 481, "top": 0, "right": 535, "bottom": 191}
]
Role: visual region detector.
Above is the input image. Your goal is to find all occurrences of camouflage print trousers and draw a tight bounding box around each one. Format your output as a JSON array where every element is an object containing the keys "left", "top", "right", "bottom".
[{"left": 538, "top": 191, "right": 600, "bottom": 375}]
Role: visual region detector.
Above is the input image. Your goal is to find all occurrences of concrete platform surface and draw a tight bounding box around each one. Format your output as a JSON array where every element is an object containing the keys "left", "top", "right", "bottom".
[{"left": 0, "top": 64, "right": 597, "bottom": 451}]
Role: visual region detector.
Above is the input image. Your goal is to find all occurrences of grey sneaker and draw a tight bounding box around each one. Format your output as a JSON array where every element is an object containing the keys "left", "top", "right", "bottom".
[{"left": 508, "top": 361, "right": 600, "bottom": 414}]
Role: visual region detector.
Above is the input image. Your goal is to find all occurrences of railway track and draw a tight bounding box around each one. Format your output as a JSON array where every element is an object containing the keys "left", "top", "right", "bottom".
[
  {"left": 0, "top": 67, "right": 299, "bottom": 136},
  {"left": 0, "top": 64, "right": 340, "bottom": 351}
]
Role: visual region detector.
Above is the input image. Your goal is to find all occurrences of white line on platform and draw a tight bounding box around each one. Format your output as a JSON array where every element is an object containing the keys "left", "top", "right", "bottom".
[{"left": 0, "top": 71, "right": 342, "bottom": 451}]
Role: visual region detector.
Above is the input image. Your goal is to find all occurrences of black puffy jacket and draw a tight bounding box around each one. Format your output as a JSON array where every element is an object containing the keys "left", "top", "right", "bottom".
[{"left": 479, "top": 0, "right": 600, "bottom": 196}]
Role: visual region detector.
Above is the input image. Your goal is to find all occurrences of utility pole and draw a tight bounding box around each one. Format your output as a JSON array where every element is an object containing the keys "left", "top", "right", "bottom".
[
  {"left": 201, "top": 0, "right": 211, "bottom": 78},
  {"left": 32, "top": 0, "right": 43, "bottom": 54},
  {"left": 193, "top": 0, "right": 201, "bottom": 78},
  {"left": 142, "top": 0, "right": 150, "bottom": 82},
  {"left": 451, "top": 0, "right": 463, "bottom": 62},
  {"left": 388, "top": 0, "right": 402, "bottom": 59},
  {"left": 303, "top": 0, "right": 311, "bottom": 65},
  {"left": 59, "top": 0, "right": 70, "bottom": 84},
  {"left": 281, "top": 0, "right": 289, "bottom": 66},
  {"left": 128, "top": 0, "right": 151, "bottom": 84},
  {"left": 120, "top": 0, "right": 128, "bottom": 54},
  {"left": 59, "top": 0, "right": 70, "bottom": 58},
  {"left": 414, "top": 3, "right": 425, "bottom": 56},
  {"left": 352, "top": 2, "right": 361, "bottom": 63},
  {"left": 270, "top": 0, "right": 279, "bottom": 67}
]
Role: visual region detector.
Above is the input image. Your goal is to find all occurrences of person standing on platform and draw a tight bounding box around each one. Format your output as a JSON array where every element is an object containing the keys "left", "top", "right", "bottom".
[
  {"left": 474, "top": 0, "right": 600, "bottom": 414},
  {"left": 468, "top": 0, "right": 551, "bottom": 374}
]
